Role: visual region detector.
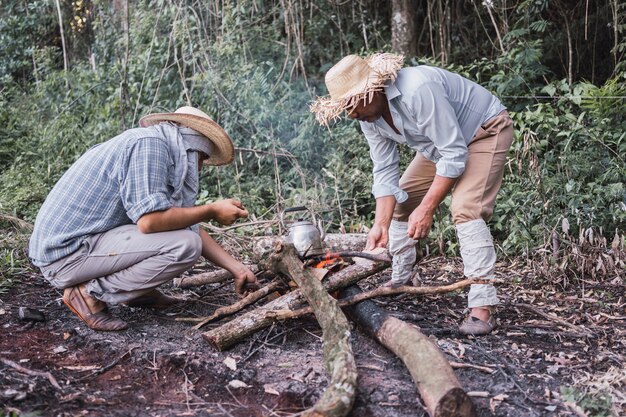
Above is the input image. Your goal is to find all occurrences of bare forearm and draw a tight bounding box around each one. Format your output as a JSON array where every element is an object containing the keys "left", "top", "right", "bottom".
[
  {"left": 198, "top": 228, "right": 244, "bottom": 274},
  {"left": 137, "top": 205, "right": 215, "bottom": 233},
  {"left": 420, "top": 175, "right": 457, "bottom": 214},
  {"left": 374, "top": 195, "right": 396, "bottom": 228}
]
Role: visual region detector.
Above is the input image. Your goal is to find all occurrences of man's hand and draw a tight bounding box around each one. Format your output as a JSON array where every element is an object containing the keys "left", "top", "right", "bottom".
[
  {"left": 232, "top": 265, "right": 258, "bottom": 296},
  {"left": 208, "top": 199, "right": 249, "bottom": 225},
  {"left": 365, "top": 223, "right": 389, "bottom": 251},
  {"left": 407, "top": 205, "right": 434, "bottom": 240}
]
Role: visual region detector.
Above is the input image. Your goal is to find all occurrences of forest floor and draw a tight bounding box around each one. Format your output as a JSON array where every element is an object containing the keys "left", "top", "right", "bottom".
[{"left": 1, "top": 244, "right": 625, "bottom": 417}]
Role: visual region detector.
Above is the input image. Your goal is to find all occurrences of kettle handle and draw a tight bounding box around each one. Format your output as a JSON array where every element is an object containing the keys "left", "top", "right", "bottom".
[
  {"left": 280, "top": 206, "right": 309, "bottom": 229},
  {"left": 280, "top": 207, "right": 325, "bottom": 240}
]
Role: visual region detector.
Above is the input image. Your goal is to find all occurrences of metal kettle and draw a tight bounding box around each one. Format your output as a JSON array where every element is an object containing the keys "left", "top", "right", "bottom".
[{"left": 281, "top": 206, "right": 326, "bottom": 257}]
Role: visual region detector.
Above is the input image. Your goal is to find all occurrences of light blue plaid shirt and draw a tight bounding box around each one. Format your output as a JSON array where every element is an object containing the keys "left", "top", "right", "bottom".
[
  {"left": 29, "top": 125, "right": 200, "bottom": 267},
  {"left": 360, "top": 66, "right": 506, "bottom": 202}
]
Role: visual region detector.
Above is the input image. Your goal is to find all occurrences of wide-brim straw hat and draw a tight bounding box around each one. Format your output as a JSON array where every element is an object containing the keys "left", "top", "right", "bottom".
[
  {"left": 139, "top": 106, "right": 234, "bottom": 166},
  {"left": 310, "top": 53, "right": 404, "bottom": 125}
]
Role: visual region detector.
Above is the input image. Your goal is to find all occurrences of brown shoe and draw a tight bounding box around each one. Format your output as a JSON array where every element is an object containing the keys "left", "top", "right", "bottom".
[
  {"left": 458, "top": 314, "right": 497, "bottom": 336},
  {"left": 126, "top": 289, "right": 183, "bottom": 309},
  {"left": 63, "top": 285, "right": 128, "bottom": 331}
]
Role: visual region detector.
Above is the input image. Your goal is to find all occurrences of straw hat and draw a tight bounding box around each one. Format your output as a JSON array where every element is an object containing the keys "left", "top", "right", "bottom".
[
  {"left": 139, "top": 106, "right": 234, "bottom": 166},
  {"left": 310, "top": 53, "right": 404, "bottom": 125}
]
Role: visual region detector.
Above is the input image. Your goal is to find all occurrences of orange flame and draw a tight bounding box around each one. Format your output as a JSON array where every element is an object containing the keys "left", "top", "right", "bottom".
[{"left": 314, "top": 251, "right": 342, "bottom": 269}]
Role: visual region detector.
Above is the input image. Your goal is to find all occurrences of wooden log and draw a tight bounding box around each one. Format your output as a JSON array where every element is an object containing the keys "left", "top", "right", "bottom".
[
  {"left": 202, "top": 262, "right": 389, "bottom": 351},
  {"left": 271, "top": 244, "right": 357, "bottom": 417},
  {"left": 173, "top": 265, "right": 260, "bottom": 288},
  {"left": 253, "top": 233, "right": 367, "bottom": 259},
  {"left": 342, "top": 285, "right": 476, "bottom": 417}
]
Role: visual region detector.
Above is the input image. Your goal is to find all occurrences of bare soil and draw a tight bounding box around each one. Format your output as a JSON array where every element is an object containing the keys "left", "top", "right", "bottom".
[{"left": 1, "top": 257, "right": 624, "bottom": 417}]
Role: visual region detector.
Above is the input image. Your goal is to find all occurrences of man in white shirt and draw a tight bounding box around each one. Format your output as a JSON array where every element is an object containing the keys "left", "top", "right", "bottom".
[{"left": 311, "top": 53, "right": 514, "bottom": 335}]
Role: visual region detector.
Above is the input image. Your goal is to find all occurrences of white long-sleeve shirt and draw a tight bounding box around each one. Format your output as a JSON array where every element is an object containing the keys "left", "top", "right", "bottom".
[{"left": 360, "top": 66, "right": 505, "bottom": 202}]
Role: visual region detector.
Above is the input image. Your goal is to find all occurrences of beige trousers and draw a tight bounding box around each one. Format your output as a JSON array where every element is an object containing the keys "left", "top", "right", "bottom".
[
  {"left": 389, "top": 112, "right": 514, "bottom": 307},
  {"left": 394, "top": 111, "right": 514, "bottom": 223},
  {"left": 39, "top": 224, "right": 202, "bottom": 304}
]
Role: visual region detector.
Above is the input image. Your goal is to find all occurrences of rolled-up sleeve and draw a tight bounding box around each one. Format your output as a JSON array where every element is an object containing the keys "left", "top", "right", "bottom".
[
  {"left": 410, "top": 82, "right": 468, "bottom": 178},
  {"left": 361, "top": 123, "right": 408, "bottom": 203},
  {"left": 119, "top": 138, "right": 173, "bottom": 222}
]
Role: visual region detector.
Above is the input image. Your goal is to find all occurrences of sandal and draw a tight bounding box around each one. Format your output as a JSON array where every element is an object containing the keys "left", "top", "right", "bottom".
[{"left": 458, "top": 314, "right": 497, "bottom": 336}]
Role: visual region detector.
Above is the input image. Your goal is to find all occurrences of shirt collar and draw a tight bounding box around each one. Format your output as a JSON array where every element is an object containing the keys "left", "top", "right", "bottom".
[{"left": 384, "top": 82, "right": 401, "bottom": 101}]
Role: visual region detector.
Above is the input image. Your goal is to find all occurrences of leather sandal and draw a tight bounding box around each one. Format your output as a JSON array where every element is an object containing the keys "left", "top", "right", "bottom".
[
  {"left": 126, "top": 289, "right": 183, "bottom": 309},
  {"left": 63, "top": 284, "right": 128, "bottom": 331},
  {"left": 458, "top": 314, "right": 497, "bottom": 336}
]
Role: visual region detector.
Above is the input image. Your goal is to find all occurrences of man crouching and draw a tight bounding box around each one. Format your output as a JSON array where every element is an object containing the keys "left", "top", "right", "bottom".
[{"left": 29, "top": 106, "right": 257, "bottom": 331}]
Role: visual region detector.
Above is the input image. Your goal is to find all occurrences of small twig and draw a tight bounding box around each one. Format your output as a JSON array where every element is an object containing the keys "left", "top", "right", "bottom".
[
  {"left": 201, "top": 219, "right": 278, "bottom": 233},
  {"left": 187, "top": 280, "right": 283, "bottom": 330},
  {"left": 449, "top": 361, "right": 496, "bottom": 374},
  {"left": 0, "top": 357, "right": 62, "bottom": 390},
  {"left": 76, "top": 346, "right": 137, "bottom": 381}
]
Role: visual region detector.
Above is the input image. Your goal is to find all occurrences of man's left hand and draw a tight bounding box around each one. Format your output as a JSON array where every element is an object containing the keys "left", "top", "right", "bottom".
[
  {"left": 407, "top": 206, "right": 434, "bottom": 240},
  {"left": 233, "top": 266, "right": 259, "bottom": 296}
]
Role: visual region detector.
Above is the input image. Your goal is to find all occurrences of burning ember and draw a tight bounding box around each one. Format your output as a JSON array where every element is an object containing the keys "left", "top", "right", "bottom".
[{"left": 313, "top": 252, "right": 343, "bottom": 269}]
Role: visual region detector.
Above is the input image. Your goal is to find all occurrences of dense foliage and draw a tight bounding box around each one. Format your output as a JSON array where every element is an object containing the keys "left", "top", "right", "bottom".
[{"left": 0, "top": 0, "right": 624, "bottom": 277}]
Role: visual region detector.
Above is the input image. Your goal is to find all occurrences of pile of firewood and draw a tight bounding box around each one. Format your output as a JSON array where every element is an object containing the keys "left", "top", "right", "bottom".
[{"left": 176, "top": 234, "right": 480, "bottom": 417}]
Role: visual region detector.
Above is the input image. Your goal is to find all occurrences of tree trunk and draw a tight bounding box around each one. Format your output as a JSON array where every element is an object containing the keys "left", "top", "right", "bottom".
[
  {"left": 391, "top": 0, "right": 418, "bottom": 57},
  {"left": 342, "top": 285, "right": 476, "bottom": 417}
]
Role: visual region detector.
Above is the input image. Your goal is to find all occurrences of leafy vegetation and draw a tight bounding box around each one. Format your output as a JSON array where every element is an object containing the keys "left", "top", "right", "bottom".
[{"left": 0, "top": 0, "right": 624, "bottom": 283}]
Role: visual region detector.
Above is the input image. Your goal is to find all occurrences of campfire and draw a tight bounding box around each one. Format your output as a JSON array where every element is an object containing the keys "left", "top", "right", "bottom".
[{"left": 311, "top": 251, "right": 343, "bottom": 270}]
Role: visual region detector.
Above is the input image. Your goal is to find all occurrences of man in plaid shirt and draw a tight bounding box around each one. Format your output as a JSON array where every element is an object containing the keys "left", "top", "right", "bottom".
[{"left": 29, "top": 107, "right": 257, "bottom": 331}]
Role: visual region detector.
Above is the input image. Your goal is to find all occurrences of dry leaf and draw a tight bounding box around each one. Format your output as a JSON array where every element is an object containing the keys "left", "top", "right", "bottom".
[
  {"left": 52, "top": 345, "right": 67, "bottom": 354},
  {"left": 489, "top": 393, "right": 508, "bottom": 412},
  {"left": 228, "top": 379, "right": 250, "bottom": 389},
  {"left": 223, "top": 357, "right": 237, "bottom": 371},
  {"left": 263, "top": 384, "right": 280, "bottom": 395}
]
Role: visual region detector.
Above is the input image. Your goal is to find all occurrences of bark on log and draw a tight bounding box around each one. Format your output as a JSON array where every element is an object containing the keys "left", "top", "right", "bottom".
[
  {"left": 342, "top": 285, "right": 476, "bottom": 417},
  {"left": 253, "top": 233, "right": 367, "bottom": 259},
  {"left": 271, "top": 244, "right": 357, "bottom": 417},
  {"left": 173, "top": 265, "right": 260, "bottom": 288},
  {"left": 203, "top": 262, "right": 389, "bottom": 351}
]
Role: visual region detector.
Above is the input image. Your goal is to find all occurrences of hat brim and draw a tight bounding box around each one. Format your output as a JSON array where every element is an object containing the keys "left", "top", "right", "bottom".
[
  {"left": 139, "top": 113, "right": 234, "bottom": 166},
  {"left": 310, "top": 53, "right": 404, "bottom": 125}
]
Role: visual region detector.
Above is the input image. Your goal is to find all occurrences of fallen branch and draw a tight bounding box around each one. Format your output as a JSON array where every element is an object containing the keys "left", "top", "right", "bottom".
[
  {"left": 266, "top": 278, "right": 489, "bottom": 321},
  {"left": 203, "top": 261, "right": 389, "bottom": 351},
  {"left": 186, "top": 280, "right": 283, "bottom": 330},
  {"left": 0, "top": 357, "right": 62, "bottom": 390},
  {"left": 271, "top": 243, "right": 357, "bottom": 417},
  {"left": 342, "top": 286, "right": 476, "bottom": 417},
  {"left": 173, "top": 265, "right": 260, "bottom": 288}
]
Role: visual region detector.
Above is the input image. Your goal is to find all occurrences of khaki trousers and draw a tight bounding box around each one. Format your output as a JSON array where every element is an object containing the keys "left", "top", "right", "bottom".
[
  {"left": 393, "top": 111, "right": 514, "bottom": 223},
  {"left": 389, "top": 111, "right": 514, "bottom": 307},
  {"left": 40, "top": 224, "right": 202, "bottom": 304}
]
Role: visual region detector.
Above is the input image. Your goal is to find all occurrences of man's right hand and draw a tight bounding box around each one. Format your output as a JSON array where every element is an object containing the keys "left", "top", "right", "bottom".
[
  {"left": 365, "top": 223, "right": 389, "bottom": 251},
  {"left": 208, "top": 199, "right": 249, "bottom": 225}
]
